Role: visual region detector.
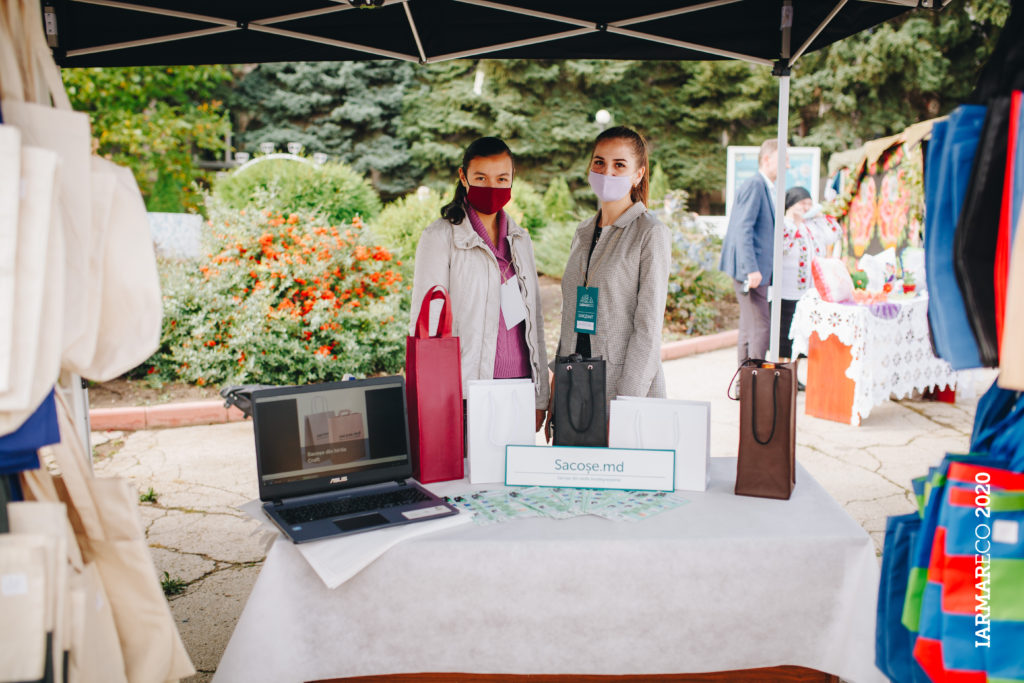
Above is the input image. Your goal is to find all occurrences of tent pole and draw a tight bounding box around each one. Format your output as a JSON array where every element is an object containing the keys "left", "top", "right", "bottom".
[{"left": 768, "top": 0, "right": 793, "bottom": 363}]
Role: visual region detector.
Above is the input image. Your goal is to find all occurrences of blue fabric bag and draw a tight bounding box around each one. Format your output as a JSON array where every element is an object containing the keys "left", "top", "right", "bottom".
[
  {"left": 877, "top": 513, "right": 930, "bottom": 682},
  {"left": 0, "top": 389, "right": 59, "bottom": 474},
  {"left": 925, "top": 105, "right": 988, "bottom": 369}
]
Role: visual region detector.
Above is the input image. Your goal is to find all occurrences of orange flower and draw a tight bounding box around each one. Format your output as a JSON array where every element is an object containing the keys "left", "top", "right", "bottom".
[
  {"left": 353, "top": 245, "right": 371, "bottom": 261},
  {"left": 205, "top": 340, "right": 217, "bottom": 347},
  {"left": 315, "top": 345, "right": 332, "bottom": 356},
  {"left": 287, "top": 213, "right": 299, "bottom": 225}
]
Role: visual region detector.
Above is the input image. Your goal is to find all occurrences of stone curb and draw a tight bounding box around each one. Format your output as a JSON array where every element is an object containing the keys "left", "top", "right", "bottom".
[
  {"left": 90, "top": 400, "right": 247, "bottom": 431},
  {"left": 660, "top": 329, "right": 738, "bottom": 361},
  {"left": 89, "top": 330, "right": 739, "bottom": 431}
]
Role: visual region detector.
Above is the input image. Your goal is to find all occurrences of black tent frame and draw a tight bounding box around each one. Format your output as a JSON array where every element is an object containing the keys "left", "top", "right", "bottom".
[{"left": 44, "top": 0, "right": 950, "bottom": 360}]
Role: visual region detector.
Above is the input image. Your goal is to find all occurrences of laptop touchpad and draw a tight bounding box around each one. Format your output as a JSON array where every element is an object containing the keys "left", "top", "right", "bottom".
[{"left": 334, "top": 513, "right": 388, "bottom": 532}]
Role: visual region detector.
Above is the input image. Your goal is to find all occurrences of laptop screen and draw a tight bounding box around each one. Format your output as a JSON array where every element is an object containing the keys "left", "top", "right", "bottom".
[{"left": 252, "top": 376, "right": 413, "bottom": 501}]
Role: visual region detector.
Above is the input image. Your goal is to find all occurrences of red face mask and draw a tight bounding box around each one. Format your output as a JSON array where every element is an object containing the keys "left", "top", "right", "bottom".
[{"left": 465, "top": 184, "right": 512, "bottom": 215}]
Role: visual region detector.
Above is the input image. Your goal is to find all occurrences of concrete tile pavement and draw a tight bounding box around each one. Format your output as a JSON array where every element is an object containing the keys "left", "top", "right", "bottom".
[{"left": 90, "top": 347, "right": 996, "bottom": 682}]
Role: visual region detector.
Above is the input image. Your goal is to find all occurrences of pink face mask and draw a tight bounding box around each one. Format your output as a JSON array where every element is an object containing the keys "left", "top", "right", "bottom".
[
  {"left": 588, "top": 170, "right": 633, "bottom": 203},
  {"left": 465, "top": 184, "right": 512, "bottom": 215}
]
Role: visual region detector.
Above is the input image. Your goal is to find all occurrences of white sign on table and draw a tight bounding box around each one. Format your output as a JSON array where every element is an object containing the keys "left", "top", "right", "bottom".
[{"left": 505, "top": 445, "right": 674, "bottom": 491}]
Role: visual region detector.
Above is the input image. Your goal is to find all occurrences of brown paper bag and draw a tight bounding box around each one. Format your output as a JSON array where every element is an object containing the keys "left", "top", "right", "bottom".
[{"left": 730, "top": 359, "right": 797, "bottom": 500}]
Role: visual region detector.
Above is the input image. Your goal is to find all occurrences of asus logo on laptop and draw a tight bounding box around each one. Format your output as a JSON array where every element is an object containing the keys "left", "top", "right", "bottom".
[{"left": 329, "top": 476, "right": 349, "bottom": 484}]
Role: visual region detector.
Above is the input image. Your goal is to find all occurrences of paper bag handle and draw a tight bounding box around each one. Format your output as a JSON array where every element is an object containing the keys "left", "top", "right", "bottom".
[
  {"left": 750, "top": 369, "right": 780, "bottom": 445},
  {"left": 415, "top": 285, "right": 453, "bottom": 339}
]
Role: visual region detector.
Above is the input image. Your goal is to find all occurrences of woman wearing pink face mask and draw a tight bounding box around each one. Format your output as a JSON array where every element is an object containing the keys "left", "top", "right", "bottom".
[
  {"left": 549, "top": 126, "right": 671, "bottom": 434},
  {"left": 411, "top": 137, "right": 549, "bottom": 432}
]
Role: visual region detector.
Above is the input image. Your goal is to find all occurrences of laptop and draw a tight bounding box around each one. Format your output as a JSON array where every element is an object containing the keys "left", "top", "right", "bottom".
[{"left": 252, "top": 375, "right": 458, "bottom": 543}]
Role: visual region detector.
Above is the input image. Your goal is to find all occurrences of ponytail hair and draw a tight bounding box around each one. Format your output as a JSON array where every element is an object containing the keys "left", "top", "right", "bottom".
[
  {"left": 440, "top": 136, "right": 515, "bottom": 224},
  {"left": 593, "top": 125, "right": 650, "bottom": 207}
]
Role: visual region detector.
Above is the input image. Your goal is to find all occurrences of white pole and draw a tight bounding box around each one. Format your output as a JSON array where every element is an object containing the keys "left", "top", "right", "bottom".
[{"left": 768, "top": 0, "right": 792, "bottom": 362}]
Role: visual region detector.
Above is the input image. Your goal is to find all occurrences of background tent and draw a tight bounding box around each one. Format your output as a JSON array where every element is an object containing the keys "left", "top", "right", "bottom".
[{"left": 44, "top": 0, "right": 942, "bottom": 362}]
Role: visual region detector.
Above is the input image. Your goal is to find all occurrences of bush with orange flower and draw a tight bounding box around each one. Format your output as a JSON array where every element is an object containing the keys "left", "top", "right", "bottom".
[{"left": 146, "top": 206, "right": 408, "bottom": 386}]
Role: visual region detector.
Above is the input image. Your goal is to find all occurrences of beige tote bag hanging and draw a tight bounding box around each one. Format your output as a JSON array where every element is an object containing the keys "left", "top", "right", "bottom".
[
  {"left": 17, "top": 473, "right": 128, "bottom": 683},
  {"left": 0, "top": 145, "right": 65, "bottom": 437},
  {"left": 999, "top": 209, "right": 1024, "bottom": 389},
  {"left": 7, "top": 502, "right": 70, "bottom": 683},
  {"left": 0, "top": 538, "right": 48, "bottom": 683},
  {"left": 1, "top": 0, "right": 99, "bottom": 376},
  {"left": 83, "top": 158, "right": 163, "bottom": 381},
  {"left": 40, "top": 392, "right": 195, "bottom": 683},
  {"left": 0, "top": 125, "right": 20, "bottom": 394}
]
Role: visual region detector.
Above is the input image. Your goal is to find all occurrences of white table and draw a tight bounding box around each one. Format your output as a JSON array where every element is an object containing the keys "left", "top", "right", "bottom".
[
  {"left": 791, "top": 291, "right": 957, "bottom": 424},
  {"left": 214, "top": 459, "right": 885, "bottom": 683}
]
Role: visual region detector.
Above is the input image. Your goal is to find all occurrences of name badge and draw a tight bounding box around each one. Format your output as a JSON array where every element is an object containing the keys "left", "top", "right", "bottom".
[
  {"left": 500, "top": 277, "right": 528, "bottom": 329},
  {"left": 575, "top": 286, "right": 598, "bottom": 334}
]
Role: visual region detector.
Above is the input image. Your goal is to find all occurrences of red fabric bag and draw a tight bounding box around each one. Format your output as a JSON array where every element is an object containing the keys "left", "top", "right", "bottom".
[
  {"left": 995, "top": 90, "right": 1022, "bottom": 349},
  {"left": 405, "top": 285, "right": 464, "bottom": 483}
]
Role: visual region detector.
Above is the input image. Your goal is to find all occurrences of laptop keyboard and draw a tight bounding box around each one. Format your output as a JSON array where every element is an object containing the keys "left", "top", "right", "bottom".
[{"left": 278, "top": 487, "right": 432, "bottom": 525}]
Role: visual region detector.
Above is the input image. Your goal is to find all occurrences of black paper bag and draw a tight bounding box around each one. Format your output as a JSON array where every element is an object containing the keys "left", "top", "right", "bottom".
[{"left": 553, "top": 354, "right": 607, "bottom": 447}]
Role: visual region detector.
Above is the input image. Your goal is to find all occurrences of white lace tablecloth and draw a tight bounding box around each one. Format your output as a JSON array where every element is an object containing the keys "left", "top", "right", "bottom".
[{"left": 791, "top": 291, "right": 957, "bottom": 424}]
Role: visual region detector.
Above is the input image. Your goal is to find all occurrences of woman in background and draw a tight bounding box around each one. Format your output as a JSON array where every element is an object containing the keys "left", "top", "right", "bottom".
[
  {"left": 779, "top": 185, "right": 843, "bottom": 365},
  {"left": 410, "top": 137, "right": 548, "bottom": 431}
]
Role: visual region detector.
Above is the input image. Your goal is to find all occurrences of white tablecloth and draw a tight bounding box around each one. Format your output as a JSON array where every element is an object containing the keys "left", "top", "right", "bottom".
[
  {"left": 214, "top": 458, "right": 885, "bottom": 683},
  {"left": 791, "top": 291, "right": 957, "bottom": 424}
]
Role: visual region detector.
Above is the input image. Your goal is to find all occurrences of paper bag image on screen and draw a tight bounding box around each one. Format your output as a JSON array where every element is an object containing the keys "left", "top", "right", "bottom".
[
  {"left": 304, "top": 397, "right": 332, "bottom": 448},
  {"left": 301, "top": 397, "right": 367, "bottom": 467},
  {"left": 329, "top": 409, "right": 364, "bottom": 443}
]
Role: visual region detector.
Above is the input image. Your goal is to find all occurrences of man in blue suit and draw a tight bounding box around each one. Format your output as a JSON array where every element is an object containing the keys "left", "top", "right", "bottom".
[{"left": 720, "top": 139, "right": 782, "bottom": 364}]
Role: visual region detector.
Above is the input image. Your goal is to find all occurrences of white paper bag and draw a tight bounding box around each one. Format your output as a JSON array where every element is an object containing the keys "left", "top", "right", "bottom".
[
  {"left": 608, "top": 396, "right": 711, "bottom": 492},
  {"left": 466, "top": 379, "right": 535, "bottom": 484}
]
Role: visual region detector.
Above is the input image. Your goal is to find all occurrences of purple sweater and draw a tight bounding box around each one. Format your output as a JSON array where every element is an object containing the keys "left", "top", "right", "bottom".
[{"left": 465, "top": 204, "right": 531, "bottom": 379}]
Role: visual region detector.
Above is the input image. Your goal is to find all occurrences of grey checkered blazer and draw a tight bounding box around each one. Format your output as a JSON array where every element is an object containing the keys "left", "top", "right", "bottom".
[{"left": 554, "top": 202, "right": 671, "bottom": 400}]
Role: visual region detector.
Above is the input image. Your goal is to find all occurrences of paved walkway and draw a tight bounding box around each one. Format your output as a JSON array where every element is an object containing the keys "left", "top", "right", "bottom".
[{"left": 90, "top": 347, "right": 995, "bottom": 682}]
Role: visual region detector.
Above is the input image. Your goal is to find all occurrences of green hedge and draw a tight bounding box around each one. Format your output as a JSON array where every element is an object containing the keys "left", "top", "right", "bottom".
[{"left": 212, "top": 158, "right": 382, "bottom": 224}]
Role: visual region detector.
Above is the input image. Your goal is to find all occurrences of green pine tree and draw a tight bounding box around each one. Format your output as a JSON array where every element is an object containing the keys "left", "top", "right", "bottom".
[
  {"left": 231, "top": 61, "right": 418, "bottom": 198},
  {"left": 543, "top": 175, "right": 577, "bottom": 223}
]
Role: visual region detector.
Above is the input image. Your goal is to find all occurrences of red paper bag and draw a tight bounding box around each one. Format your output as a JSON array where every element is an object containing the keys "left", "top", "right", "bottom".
[{"left": 405, "top": 285, "right": 464, "bottom": 483}]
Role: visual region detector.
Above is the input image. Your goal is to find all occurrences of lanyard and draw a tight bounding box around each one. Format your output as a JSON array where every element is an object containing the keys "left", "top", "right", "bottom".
[{"left": 584, "top": 224, "right": 624, "bottom": 288}]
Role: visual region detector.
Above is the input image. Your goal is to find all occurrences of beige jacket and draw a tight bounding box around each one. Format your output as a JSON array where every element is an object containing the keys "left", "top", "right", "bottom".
[
  {"left": 410, "top": 214, "right": 550, "bottom": 410},
  {"left": 555, "top": 202, "right": 671, "bottom": 400}
]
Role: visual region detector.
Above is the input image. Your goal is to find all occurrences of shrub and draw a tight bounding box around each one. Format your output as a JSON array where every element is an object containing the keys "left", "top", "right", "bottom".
[
  {"left": 649, "top": 163, "right": 671, "bottom": 205},
  {"left": 507, "top": 180, "right": 546, "bottom": 230},
  {"left": 369, "top": 187, "right": 445, "bottom": 263},
  {"left": 661, "top": 190, "right": 732, "bottom": 336},
  {"left": 146, "top": 207, "right": 408, "bottom": 387},
  {"left": 533, "top": 221, "right": 579, "bottom": 279},
  {"left": 543, "top": 176, "right": 577, "bottom": 223},
  {"left": 211, "top": 159, "right": 382, "bottom": 224}
]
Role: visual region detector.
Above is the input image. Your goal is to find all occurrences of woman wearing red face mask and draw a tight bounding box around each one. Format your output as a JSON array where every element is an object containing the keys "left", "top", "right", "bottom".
[{"left": 410, "top": 137, "right": 549, "bottom": 432}]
